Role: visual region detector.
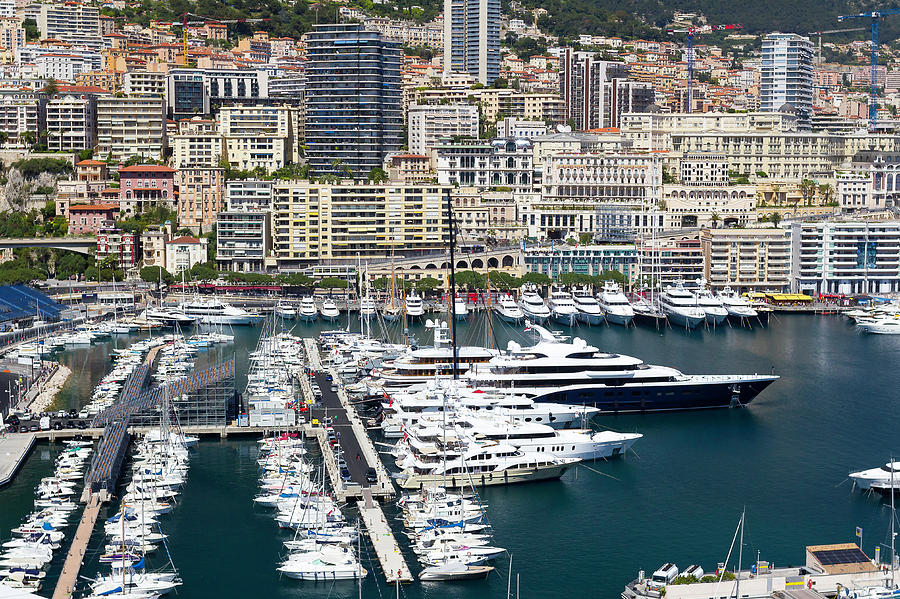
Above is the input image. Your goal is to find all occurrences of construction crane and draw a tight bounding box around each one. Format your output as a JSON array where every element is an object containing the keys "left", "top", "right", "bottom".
[
  {"left": 838, "top": 9, "right": 900, "bottom": 130},
  {"left": 174, "top": 13, "right": 271, "bottom": 66},
  {"left": 810, "top": 27, "right": 866, "bottom": 65},
  {"left": 667, "top": 23, "right": 742, "bottom": 113}
]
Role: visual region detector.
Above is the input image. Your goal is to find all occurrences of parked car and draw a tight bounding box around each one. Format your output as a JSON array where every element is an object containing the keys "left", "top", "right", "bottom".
[
  {"left": 366, "top": 467, "right": 377, "bottom": 483},
  {"left": 340, "top": 466, "right": 351, "bottom": 480}
]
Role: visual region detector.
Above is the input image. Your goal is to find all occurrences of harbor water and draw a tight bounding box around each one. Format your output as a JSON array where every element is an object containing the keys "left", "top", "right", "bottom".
[{"left": 2, "top": 313, "right": 899, "bottom": 598}]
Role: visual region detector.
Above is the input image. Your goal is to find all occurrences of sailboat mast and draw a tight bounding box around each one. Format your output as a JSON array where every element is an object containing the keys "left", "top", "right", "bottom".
[
  {"left": 446, "top": 195, "right": 458, "bottom": 379},
  {"left": 736, "top": 509, "right": 744, "bottom": 599},
  {"left": 892, "top": 455, "right": 896, "bottom": 586}
]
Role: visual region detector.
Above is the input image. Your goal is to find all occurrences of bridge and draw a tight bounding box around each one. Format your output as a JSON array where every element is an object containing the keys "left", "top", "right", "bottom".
[
  {"left": 368, "top": 246, "right": 524, "bottom": 283},
  {"left": 0, "top": 236, "right": 95, "bottom": 255}
]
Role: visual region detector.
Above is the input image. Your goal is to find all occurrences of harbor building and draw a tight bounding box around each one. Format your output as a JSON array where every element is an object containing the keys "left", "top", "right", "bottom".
[
  {"left": 789, "top": 220, "right": 900, "bottom": 295},
  {"left": 524, "top": 243, "right": 638, "bottom": 280},
  {"left": 700, "top": 227, "right": 791, "bottom": 292},
  {"left": 304, "top": 24, "right": 403, "bottom": 179},
  {"left": 760, "top": 33, "right": 814, "bottom": 127},
  {"left": 271, "top": 181, "right": 450, "bottom": 270},
  {"left": 443, "top": 0, "right": 500, "bottom": 84},
  {"left": 637, "top": 234, "right": 704, "bottom": 286}
]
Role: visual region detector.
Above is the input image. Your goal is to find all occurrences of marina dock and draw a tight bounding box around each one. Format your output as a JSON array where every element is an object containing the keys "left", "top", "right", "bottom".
[
  {"left": 357, "top": 489, "right": 414, "bottom": 584},
  {"left": 51, "top": 495, "right": 101, "bottom": 599},
  {"left": 0, "top": 431, "right": 35, "bottom": 486}
]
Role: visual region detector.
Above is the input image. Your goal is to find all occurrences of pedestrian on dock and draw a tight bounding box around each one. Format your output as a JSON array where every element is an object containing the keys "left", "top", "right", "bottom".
[{"left": 356, "top": 452, "right": 361, "bottom": 461}]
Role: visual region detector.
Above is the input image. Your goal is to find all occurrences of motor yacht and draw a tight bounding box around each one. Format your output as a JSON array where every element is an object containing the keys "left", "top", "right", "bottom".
[
  {"left": 547, "top": 288, "right": 579, "bottom": 327},
  {"left": 659, "top": 282, "right": 706, "bottom": 329},
  {"left": 518, "top": 285, "right": 550, "bottom": 324},
  {"left": 453, "top": 296, "right": 468, "bottom": 320},
  {"left": 849, "top": 460, "right": 900, "bottom": 490},
  {"left": 274, "top": 302, "right": 297, "bottom": 320},
  {"left": 181, "top": 298, "right": 262, "bottom": 325},
  {"left": 597, "top": 281, "right": 634, "bottom": 326},
  {"left": 494, "top": 294, "right": 524, "bottom": 323},
  {"left": 141, "top": 306, "right": 196, "bottom": 327},
  {"left": 572, "top": 286, "right": 604, "bottom": 325},
  {"left": 691, "top": 279, "right": 728, "bottom": 326},
  {"left": 857, "top": 313, "right": 900, "bottom": 334},
  {"left": 298, "top": 297, "right": 318, "bottom": 322},
  {"left": 717, "top": 286, "right": 758, "bottom": 321},
  {"left": 359, "top": 297, "right": 377, "bottom": 319},
  {"left": 320, "top": 299, "right": 340, "bottom": 322},
  {"left": 405, "top": 292, "right": 426, "bottom": 321},
  {"left": 464, "top": 324, "right": 778, "bottom": 413}
]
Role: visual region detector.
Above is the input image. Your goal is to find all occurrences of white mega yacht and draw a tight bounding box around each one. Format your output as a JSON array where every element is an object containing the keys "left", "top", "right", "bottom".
[
  {"left": 274, "top": 302, "right": 297, "bottom": 320},
  {"left": 597, "top": 281, "right": 634, "bottom": 326},
  {"left": 849, "top": 460, "right": 900, "bottom": 489},
  {"left": 572, "top": 287, "right": 604, "bottom": 325},
  {"left": 717, "top": 287, "right": 758, "bottom": 320},
  {"left": 659, "top": 282, "right": 706, "bottom": 329},
  {"left": 518, "top": 286, "right": 550, "bottom": 324},
  {"left": 857, "top": 313, "right": 900, "bottom": 334},
  {"left": 547, "top": 288, "right": 579, "bottom": 326},
  {"left": 691, "top": 280, "right": 728, "bottom": 326},
  {"left": 359, "top": 296, "right": 377, "bottom": 319},
  {"left": 464, "top": 324, "right": 778, "bottom": 413},
  {"left": 181, "top": 298, "right": 262, "bottom": 325},
  {"left": 142, "top": 306, "right": 196, "bottom": 327},
  {"left": 297, "top": 297, "right": 318, "bottom": 322},
  {"left": 405, "top": 292, "right": 426, "bottom": 321},
  {"left": 494, "top": 294, "right": 524, "bottom": 323},
  {"left": 320, "top": 299, "right": 340, "bottom": 322}
]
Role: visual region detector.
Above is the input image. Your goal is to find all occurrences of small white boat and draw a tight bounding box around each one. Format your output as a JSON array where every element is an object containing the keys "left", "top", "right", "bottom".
[
  {"left": 276, "top": 546, "right": 367, "bottom": 580},
  {"left": 717, "top": 286, "right": 758, "bottom": 320},
  {"left": 359, "top": 297, "right": 377, "bottom": 319},
  {"left": 494, "top": 294, "right": 524, "bottom": 323},
  {"left": 692, "top": 279, "right": 728, "bottom": 326},
  {"left": 857, "top": 313, "right": 900, "bottom": 334},
  {"left": 418, "top": 557, "right": 494, "bottom": 581},
  {"left": 321, "top": 300, "right": 340, "bottom": 322}
]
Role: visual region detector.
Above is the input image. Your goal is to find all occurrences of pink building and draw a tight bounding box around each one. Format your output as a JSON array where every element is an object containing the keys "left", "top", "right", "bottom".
[
  {"left": 97, "top": 227, "right": 140, "bottom": 268},
  {"left": 67, "top": 203, "right": 119, "bottom": 235},
  {"left": 118, "top": 164, "right": 177, "bottom": 217}
]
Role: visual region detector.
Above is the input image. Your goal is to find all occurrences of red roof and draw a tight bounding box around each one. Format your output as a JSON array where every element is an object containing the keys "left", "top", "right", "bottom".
[
  {"left": 76, "top": 159, "right": 105, "bottom": 166},
  {"left": 57, "top": 84, "right": 110, "bottom": 94},
  {"left": 68, "top": 203, "right": 118, "bottom": 212},
  {"left": 168, "top": 236, "right": 200, "bottom": 244},
  {"left": 118, "top": 165, "right": 177, "bottom": 173}
]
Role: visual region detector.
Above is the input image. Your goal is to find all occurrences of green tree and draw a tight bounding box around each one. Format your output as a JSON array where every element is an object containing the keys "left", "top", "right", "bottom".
[
  {"left": 189, "top": 261, "right": 218, "bottom": 281},
  {"left": 578, "top": 232, "right": 593, "bottom": 245},
  {"left": 558, "top": 272, "right": 593, "bottom": 286},
  {"left": 521, "top": 272, "right": 552, "bottom": 286},
  {"left": 799, "top": 179, "right": 816, "bottom": 207},
  {"left": 597, "top": 270, "right": 626, "bottom": 285},
  {"left": 372, "top": 277, "right": 390, "bottom": 291},
  {"left": 140, "top": 266, "right": 174, "bottom": 287},
  {"left": 276, "top": 273, "right": 315, "bottom": 287},
  {"left": 488, "top": 270, "right": 520, "bottom": 289},
  {"left": 56, "top": 252, "right": 87, "bottom": 279},
  {"left": 454, "top": 270, "right": 485, "bottom": 290},
  {"left": 770, "top": 212, "right": 782, "bottom": 228},
  {"left": 19, "top": 130, "right": 36, "bottom": 149},
  {"left": 415, "top": 276, "right": 441, "bottom": 293},
  {"left": 22, "top": 18, "right": 38, "bottom": 41},
  {"left": 318, "top": 276, "right": 349, "bottom": 289},
  {"left": 41, "top": 78, "right": 58, "bottom": 95},
  {"left": 368, "top": 167, "right": 388, "bottom": 183}
]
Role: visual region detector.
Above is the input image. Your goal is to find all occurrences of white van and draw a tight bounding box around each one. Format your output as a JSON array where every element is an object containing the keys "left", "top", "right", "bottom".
[{"left": 649, "top": 564, "right": 679, "bottom": 589}]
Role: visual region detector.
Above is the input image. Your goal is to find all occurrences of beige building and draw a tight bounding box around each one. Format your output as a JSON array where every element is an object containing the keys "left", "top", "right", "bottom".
[
  {"left": 219, "top": 105, "right": 293, "bottom": 173},
  {"left": 171, "top": 118, "right": 223, "bottom": 169},
  {"left": 140, "top": 222, "right": 172, "bottom": 269},
  {"left": 271, "top": 181, "right": 450, "bottom": 270},
  {"left": 700, "top": 227, "right": 791, "bottom": 291},
  {"left": 177, "top": 167, "right": 225, "bottom": 232},
  {"left": 452, "top": 187, "right": 523, "bottom": 241},
  {"left": 96, "top": 96, "right": 166, "bottom": 163}
]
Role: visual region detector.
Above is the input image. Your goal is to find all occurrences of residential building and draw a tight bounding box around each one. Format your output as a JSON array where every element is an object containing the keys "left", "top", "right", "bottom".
[
  {"left": 407, "top": 103, "right": 479, "bottom": 155},
  {"left": 225, "top": 180, "right": 273, "bottom": 211},
  {"left": 165, "top": 236, "right": 208, "bottom": 273},
  {"left": 443, "top": 0, "right": 500, "bottom": 84},
  {"left": 67, "top": 203, "right": 118, "bottom": 235},
  {"left": 34, "top": 53, "right": 93, "bottom": 80},
  {"left": 96, "top": 96, "right": 166, "bottom": 163},
  {"left": 123, "top": 70, "right": 167, "bottom": 99},
  {"left": 96, "top": 226, "right": 139, "bottom": 268},
  {"left": 452, "top": 187, "right": 523, "bottom": 241},
  {"left": 171, "top": 118, "right": 223, "bottom": 169},
  {"left": 701, "top": 227, "right": 791, "bottom": 292},
  {"left": 637, "top": 234, "right": 704, "bottom": 286},
  {"left": 760, "top": 33, "right": 814, "bottom": 126},
  {"left": 25, "top": 2, "right": 101, "bottom": 49},
  {"left": 140, "top": 223, "right": 171, "bottom": 269},
  {"left": 790, "top": 220, "right": 900, "bottom": 295},
  {"left": 167, "top": 70, "right": 207, "bottom": 119},
  {"left": 543, "top": 152, "right": 659, "bottom": 204},
  {"left": 118, "top": 164, "right": 177, "bottom": 217},
  {"left": 435, "top": 138, "right": 533, "bottom": 191},
  {"left": 499, "top": 117, "right": 548, "bottom": 139},
  {"left": 0, "top": 91, "right": 41, "bottom": 145},
  {"left": 524, "top": 243, "right": 638, "bottom": 280},
  {"left": 75, "top": 159, "right": 108, "bottom": 182},
  {"left": 218, "top": 105, "right": 292, "bottom": 173},
  {"left": 835, "top": 151, "right": 900, "bottom": 212},
  {"left": 0, "top": 18, "right": 25, "bottom": 52},
  {"left": 662, "top": 185, "right": 757, "bottom": 228},
  {"left": 305, "top": 24, "right": 403, "bottom": 179},
  {"left": 166, "top": 68, "right": 269, "bottom": 119},
  {"left": 177, "top": 167, "right": 225, "bottom": 231},
  {"left": 271, "top": 181, "right": 450, "bottom": 270},
  {"left": 216, "top": 211, "right": 272, "bottom": 273},
  {"left": 45, "top": 94, "right": 96, "bottom": 152}
]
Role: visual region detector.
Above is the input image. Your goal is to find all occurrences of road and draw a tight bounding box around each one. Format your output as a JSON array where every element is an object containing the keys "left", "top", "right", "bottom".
[{"left": 310, "top": 372, "right": 372, "bottom": 487}]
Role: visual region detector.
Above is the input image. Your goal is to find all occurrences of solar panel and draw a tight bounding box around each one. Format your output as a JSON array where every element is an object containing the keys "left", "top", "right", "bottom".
[{"left": 812, "top": 548, "right": 868, "bottom": 565}]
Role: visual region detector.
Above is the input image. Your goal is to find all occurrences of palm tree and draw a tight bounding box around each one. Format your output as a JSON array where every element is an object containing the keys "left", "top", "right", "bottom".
[
  {"left": 710, "top": 211, "right": 721, "bottom": 228},
  {"left": 818, "top": 183, "right": 835, "bottom": 205}
]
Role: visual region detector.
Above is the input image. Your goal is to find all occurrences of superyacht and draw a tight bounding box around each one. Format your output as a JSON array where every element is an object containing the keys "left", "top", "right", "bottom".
[
  {"left": 465, "top": 325, "right": 778, "bottom": 413},
  {"left": 181, "top": 298, "right": 262, "bottom": 325},
  {"left": 518, "top": 285, "right": 551, "bottom": 323},
  {"left": 547, "top": 288, "right": 579, "bottom": 326},
  {"left": 597, "top": 281, "right": 634, "bottom": 326},
  {"left": 659, "top": 282, "right": 706, "bottom": 329}
]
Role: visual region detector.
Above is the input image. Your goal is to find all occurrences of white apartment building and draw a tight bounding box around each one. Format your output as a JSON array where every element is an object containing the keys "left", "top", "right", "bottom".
[
  {"left": 407, "top": 103, "right": 478, "bottom": 155},
  {"left": 542, "top": 152, "right": 659, "bottom": 202},
  {"left": 0, "top": 91, "right": 40, "bottom": 144},
  {"left": 790, "top": 221, "right": 900, "bottom": 295},
  {"left": 499, "top": 117, "right": 547, "bottom": 139},
  {"left": 34, "top": 53, "right": 93, "bottom": 81},
  {"left": 435, "top": 138, "right": 533, "bottom": 191},
  {"left": 663, "top": 185, "right": 757, "bottom": 229},
  {"left": 25, "top": 2, "right": 101, "bottom": 49},
  {"left": 96, "top": 96, "right": 166, "bottom": 162},
  {"left": 123, "top": 70, "right": 167, "bottom": 99},
  {"left": 165, "top": 236, "right": 208, "bottom": 274},
  {"left": 701, "top": 228, "right": 791, "bottom": 292},
  {"left": 761, "top": 33, "right": 814, "bottom": 126},
  {"left": 177, "top": 167, "right": 224, "bottom": 231},
  {"left": 835, "top": 152, "right": 900, "bottom": 212},
  {"left": 171, "top": 118, "right": 223, "bottom": 169},
  {"left": 216, "top": 211, "right": 272, "bottom": 273},
  {"left": 225, "top": 180, "right": 273, "bottom": 211},
  {"left": 218, "top": 105, "right": 292, "bottom": 172},
  {"left": 45, "top": 95, "right": 96, "bottom": 152}
]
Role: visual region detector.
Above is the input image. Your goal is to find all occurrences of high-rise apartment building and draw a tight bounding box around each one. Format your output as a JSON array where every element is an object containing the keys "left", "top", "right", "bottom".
[
  {"left": 305, "top": 24, "right": 402, "bottom": 179},
  {"left": 25, "top": 2, "right": 101, "bottom": 49},
  {"left": 443, "top": 0, "right": 500, "bottom": 84},
  {"left": 761, "top": 33, "right": 814, "bottom": 126},
  {"left": 407, "top": 103, "right": 479, "bottom": 155},
  {"left": 96, "top": 97, "right": 166, "bottom": 163}
]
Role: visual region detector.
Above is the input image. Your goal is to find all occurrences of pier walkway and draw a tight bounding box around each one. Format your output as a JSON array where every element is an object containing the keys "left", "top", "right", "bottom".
[
  {"left": 357, "top": 489, "right": 413, "bottom": 584},
  {"left": 0, "top": 431, "right": 35, "bottom": 486},
  {"left": 303, "top": 338, "right": 322, "bottom": 370},
  {"left": 51, "top": 494, "right": 101, "bottom": 599}
]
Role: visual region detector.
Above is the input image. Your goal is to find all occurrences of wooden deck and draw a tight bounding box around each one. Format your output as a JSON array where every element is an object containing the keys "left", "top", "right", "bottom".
[
  {"left": 357, "top": 489, "right": 414, "bottom": 584},
  {"left": 52, "top": 494, "right": 101, "bottom": 599}
]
